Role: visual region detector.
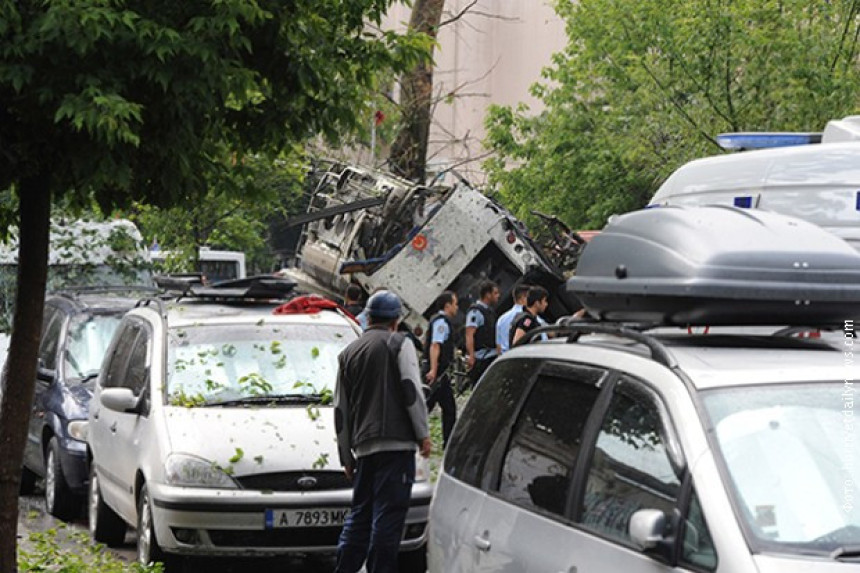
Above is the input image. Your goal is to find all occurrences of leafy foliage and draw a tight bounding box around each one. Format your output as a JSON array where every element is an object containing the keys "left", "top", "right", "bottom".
[
  {"left": 484, "top": 0, "right": 860, "bottom": 230},
  {"left": 128, "top": 151, "right": 309, "bottom": 274},
  {"left": 18, "top": 526, "right": 160, "bottom": 572},
  {"left": 0, "top": 0, "right": 432, "bottom": 210}
]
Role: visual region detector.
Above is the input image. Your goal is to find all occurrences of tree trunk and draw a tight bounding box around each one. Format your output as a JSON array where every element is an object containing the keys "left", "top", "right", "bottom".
[
  {"left": 0, "top": 181, "right": 51, "bottom": 573},
  {"left": 389, "top": 0, "right": 445, "bottom": 184}
]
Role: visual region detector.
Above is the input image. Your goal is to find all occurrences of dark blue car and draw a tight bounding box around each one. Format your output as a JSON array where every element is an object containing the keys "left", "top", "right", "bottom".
[{"left": 20, "top": 288, "right": 149, "bottom": 520}]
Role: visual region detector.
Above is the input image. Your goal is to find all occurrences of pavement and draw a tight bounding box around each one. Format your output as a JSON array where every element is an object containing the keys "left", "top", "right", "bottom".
[{"left": 17, "top": 492, "right": 337, "bottom": 572}]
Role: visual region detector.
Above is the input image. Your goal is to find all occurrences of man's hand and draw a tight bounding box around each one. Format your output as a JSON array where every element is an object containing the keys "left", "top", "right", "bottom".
[
  {"left": 425, "top": 369, "right": 437, "bottom": 384},
  {"left": 343, "top": 464, "right": 354, "bottom": 481},
  {"left": 419, "top": 437, "right": 432, "bottom": 458},
  {"left": 466, "top": 354, "right": 476, "bottom": 370}
]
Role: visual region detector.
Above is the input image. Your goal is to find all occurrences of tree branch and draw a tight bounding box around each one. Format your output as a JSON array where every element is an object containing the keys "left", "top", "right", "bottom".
[{"left": 439, "top": 0, "right": 479, "bottom": 28}]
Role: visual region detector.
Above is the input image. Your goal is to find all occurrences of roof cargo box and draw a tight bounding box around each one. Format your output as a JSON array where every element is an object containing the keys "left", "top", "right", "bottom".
[{"left": 568, "top": 206, "right": 860, "bottom": 326}]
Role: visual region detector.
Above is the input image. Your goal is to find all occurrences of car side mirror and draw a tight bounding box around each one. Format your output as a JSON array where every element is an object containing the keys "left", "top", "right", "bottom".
[
  {"left": 100, "top": 387, "right": 140, "bottom": 414},
  {"left": 630, "top": 509, "right": 666, "bottom": 550},
  {"left": 629, "top": 509, "right": 678, "bottom": 565}
]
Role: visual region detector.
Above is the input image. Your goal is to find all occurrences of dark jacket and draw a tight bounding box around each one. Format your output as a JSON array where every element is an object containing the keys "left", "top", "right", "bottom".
[{"left": 335, "top": 327, "right": 416, "bottom": 462}]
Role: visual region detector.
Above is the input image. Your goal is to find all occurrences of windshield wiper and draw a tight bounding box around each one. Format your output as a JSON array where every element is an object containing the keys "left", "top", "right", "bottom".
[
  {"left": 831, "top": 545, "right": 860, "bottom": 561},
  {"left": 203, "top": 394, "right": 324, "bottom": 407}
]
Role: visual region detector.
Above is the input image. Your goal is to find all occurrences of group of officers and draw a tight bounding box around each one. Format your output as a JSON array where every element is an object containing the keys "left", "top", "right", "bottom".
[
  {"left": 342, "top": 281, "right": 551, "bottom": 449},
  {"left": 333, "top": 281, "right": 550, "bottom": 573}
]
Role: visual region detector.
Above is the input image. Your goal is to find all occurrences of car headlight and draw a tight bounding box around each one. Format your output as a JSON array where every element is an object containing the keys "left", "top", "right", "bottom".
[
  {"left": 67, "top": 421, "right": 88, "bottom": 442},
  {"left": 415, "top": 452, "right": 430, "bottom": 483},
  {"left": 164, "top": 453, "right": 239, "bottom": 489}
]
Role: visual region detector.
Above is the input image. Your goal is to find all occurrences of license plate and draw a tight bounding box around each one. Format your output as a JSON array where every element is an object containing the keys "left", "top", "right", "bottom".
[{"left": 264, "top": 508, "right": 349, "bottom": 529}]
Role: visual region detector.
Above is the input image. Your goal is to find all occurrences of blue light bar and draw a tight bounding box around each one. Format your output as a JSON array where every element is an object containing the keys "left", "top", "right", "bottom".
[{"left": 716, "top": 132, "right": 822, "bottom": 151}]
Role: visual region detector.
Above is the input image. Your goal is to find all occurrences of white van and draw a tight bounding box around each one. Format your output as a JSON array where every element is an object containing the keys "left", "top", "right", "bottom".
[
  {"left": 0, "top": 218, "right": 152, "bottom": 332},
  {"left": 150, "top": 247, "right": 246, "bottom": 284},
  {"left": 649, "top": 117, "right": 860, "bottom": 251}
]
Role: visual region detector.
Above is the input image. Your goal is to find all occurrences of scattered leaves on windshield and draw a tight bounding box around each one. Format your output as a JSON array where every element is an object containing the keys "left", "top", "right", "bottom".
[
  {"left": 221, "top": 343, "right": 237, "bottom": 357},
  {"left": 312, "top": 453, "right": 329, "bottom": 470},
  {"left": 238, "top": 372, "right": 273, "bottom": 396},
  {"left": 256, "top": 318, "right": 265, "bottom": 326},
  {"left": 273, "top": 354, "right": 287, "bottom": 369},
  {"left": 254, "top": 455, "right": 264, "bottom": 465},
  {"left": 229, "top": 448, "right": 244, "bottom": 464},
  {"left": 307, "top": 404, "right": 321, "bottom": 421},
  {"left": 270, "top": 340, "right": 282, "bottom": 354},
  {"left": 168, "top": 389, "right": 206, "bottom": 407},
  {"left": 311, "top": 346, "right": 320, "bottom": 358}
]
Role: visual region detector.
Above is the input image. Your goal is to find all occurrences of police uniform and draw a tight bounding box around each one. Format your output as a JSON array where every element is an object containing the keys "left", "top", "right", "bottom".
[
  {"left": 425, "top": 310, "right": 457, "bottom": 447},
  {"left": 510, "top": 310, "right": 540, "bottom": 348},
  {"left": 466, "top": 300, "right": 497, "bottom": 387}
]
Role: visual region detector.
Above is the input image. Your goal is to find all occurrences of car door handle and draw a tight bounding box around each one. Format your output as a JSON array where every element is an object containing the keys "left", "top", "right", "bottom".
[
  {"left": 474, "top": 533, "right": 491, "bottom": 552},
  {"left": 109, "top": 421, "right": 117, "bottom": 433}
]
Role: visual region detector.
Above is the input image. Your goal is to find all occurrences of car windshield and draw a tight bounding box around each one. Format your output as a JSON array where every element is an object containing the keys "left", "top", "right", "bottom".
[
  {"left": 166, "top": 322, "right": 355, "bottom": 406},
  {"left": 702, "top": 382, "right": 860, "bottom": 556},
  {"left": 63, "top": 313, "right": 124, "bottom": 381}
]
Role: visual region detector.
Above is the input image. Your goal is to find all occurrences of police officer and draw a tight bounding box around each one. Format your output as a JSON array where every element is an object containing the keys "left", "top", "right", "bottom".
[
  {"left": 425, "top": 290, "right": 458, "bottom": 447},
  {"left": 343, "top": 283, "right": 365, "bottom": 317},
  {"left": 496, "top": 283, "right": 530, "bottom": 354},
  {"left": 510, "top": 285, "right": 549, "bottom": 347},
  {"left": 334, "top": 290, "right": 431, "bottom": 573},
  {"left": 465, "top": 280, "right": 500, "bottom": 388}
]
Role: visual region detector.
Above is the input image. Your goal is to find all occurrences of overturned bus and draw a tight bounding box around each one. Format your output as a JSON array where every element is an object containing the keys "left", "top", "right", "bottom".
[{"left": 280, "top": 161, "right": 584, "bottom": 333}]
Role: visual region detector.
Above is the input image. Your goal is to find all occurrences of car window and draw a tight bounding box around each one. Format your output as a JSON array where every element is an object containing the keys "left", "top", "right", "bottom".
[
  {"left": 578, "top": 378, "right": 681, "bottom": 545},
  {"left": 123, "top": 328, "right": 150, "bottom": 396},
  {"left": 63, "top": 313, "right": 124, "bottom": 381},
  {"left": 38, "top": 309, "right": 65, "bottom": 371},
  {"left": 682, "top": 492, "right": 718, "bottom": 571},
  {"left": 102, "top": 321, "right": 140, "bottom": 389},
  {"left": 495, "top": 362, "right": 605, "bottom": 518},
  {"left": 444, "top": 358, "right": 538, "bottom": 490}
]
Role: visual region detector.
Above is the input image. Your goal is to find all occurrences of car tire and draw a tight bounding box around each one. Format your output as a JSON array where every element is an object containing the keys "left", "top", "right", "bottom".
[
  {"left": 137, "top": 483, "right": 179, "bottom": 570},
  {"left": 398, "top": 546, "right": 428, "bottom": 573},
  {"left": 45, "top": 437, "right": 80, "bottom": 521},
  {"left": 88, "top": 464, "right": 127, "bottom": 546},
  {"left": 19, "top": 466, "right": 38, "bottom": 495}
]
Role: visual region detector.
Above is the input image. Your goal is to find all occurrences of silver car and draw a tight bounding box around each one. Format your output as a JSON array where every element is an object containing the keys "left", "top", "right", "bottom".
[
  {"left": 87, "top": 295, "right": 431, "bottom": 570},
  {"left": 428, "top": 326, "right": 860, "bottom": 572}
]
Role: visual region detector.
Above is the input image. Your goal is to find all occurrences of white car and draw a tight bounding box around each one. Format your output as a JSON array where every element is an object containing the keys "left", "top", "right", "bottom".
[
  {"left": 86, "top": 284, "right": 431, "bottom": 570},
  {"left": 428, "top": 206, "right": 860, "bottom": 572}
]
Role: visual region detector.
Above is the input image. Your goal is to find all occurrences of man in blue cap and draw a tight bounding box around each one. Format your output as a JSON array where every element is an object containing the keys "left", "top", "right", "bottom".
[{"left": 334, "top": 290, "right": 431, "bottom": 573}]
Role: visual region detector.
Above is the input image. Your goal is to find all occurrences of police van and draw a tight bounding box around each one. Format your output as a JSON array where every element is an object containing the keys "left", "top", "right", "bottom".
[{"left": 649, "top": 116, "right": 860, "bottom": 251}]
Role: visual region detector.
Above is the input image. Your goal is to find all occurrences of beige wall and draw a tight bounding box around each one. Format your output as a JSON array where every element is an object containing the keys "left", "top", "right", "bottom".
[{"left": 384, "top": 1, "right": 567, "bottom": 184}]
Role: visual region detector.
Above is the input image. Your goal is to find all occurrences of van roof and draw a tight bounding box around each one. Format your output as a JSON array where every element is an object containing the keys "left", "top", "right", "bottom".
[
  {"left": 0, "top": 219, "right": 149, "bottom": 266},
  {"left": 649, "top": 142, "right": 860, "bottom": 247}
]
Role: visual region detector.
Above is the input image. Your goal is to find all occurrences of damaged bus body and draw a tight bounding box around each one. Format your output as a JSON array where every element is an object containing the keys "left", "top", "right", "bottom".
[{"left": 281, "top": 162, "right": 583, "bottom": 332}]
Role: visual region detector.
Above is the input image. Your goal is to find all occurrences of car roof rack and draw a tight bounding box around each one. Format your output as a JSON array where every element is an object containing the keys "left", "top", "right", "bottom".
[
  {"left": 154, "top": 275, "right": 299, "bottom": 302},
  {"left": 517, "top": 320, "right": 677, "bottom": 369}
]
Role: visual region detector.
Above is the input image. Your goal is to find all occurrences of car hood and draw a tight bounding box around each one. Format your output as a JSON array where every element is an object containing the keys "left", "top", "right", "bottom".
[
  {"left": 754, "top": 554, "right": 860, "bottom": 572},
  {"left": 62, "top": 384, "right": 94, "bottom": 420},
  {"left": 163, "top": 405, "right": 340, "bottom": 475}
]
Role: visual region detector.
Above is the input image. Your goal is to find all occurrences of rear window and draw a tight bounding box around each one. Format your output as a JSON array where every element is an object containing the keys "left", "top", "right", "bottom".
[{"left": 166, "top": 322, "right": 356, "bottom": 406}]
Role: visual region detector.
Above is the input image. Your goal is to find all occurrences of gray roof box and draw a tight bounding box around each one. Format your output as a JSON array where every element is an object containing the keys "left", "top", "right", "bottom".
[{"left": 568, "top": 206, "right": 860, "bottom": 326}]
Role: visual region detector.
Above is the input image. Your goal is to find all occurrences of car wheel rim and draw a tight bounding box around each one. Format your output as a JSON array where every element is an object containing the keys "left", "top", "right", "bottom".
[
  {"left": 138, "top": 496, "right": 151, "bottom": 564},
  {"left": 45, "top": 450, "right": 55, "bottom": 511},
  {"left": 89, "top": 473, "right": 99, "bottom": 536}
]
